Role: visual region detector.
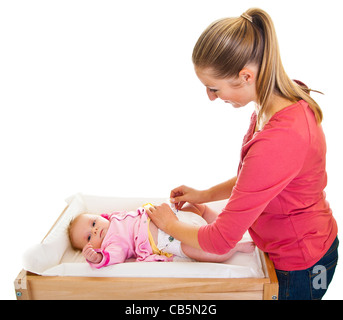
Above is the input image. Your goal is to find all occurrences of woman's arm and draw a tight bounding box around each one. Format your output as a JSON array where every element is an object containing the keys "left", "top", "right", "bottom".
[
  {"left": 146, "top": 203, "right": 202, "bottom": 249},
  {"left": 148, "top": 177, "right": 238, "bottom": 250},
  {"left": 205, "top": 176, "right": 237, "bottom": 202},
  {"left": 170, "top": 176, "right": 237, "bottom": 209}
]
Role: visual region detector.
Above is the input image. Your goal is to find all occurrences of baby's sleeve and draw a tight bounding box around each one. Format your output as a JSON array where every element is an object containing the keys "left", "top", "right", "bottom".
[{"left": 87, "top": 243, "right": 127, "bottom": 269}]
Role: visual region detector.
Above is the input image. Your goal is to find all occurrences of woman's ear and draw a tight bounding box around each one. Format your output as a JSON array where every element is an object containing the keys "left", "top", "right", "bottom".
[{"left": 239, "top": 65, "right": 258, "bottom": 84}]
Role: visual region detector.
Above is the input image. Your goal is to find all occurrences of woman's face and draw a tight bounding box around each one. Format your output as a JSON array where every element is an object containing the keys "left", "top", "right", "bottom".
[{"left": 194, "top": 66, "right": 258, "bottom": 108}]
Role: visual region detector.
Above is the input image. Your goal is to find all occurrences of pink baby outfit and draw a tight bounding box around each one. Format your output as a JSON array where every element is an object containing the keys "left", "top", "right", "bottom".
[
  {"left": 198, "top": 100, "right": 337, "bottom": 271},
  {"left": 88, "top": 208, "right": 173, "bottom": 269}
]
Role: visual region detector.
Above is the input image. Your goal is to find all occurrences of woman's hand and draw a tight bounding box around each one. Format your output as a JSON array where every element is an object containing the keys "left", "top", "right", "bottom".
[
  {"left": 146, "top": 203, "right": 178, "bottom": 233},
  {"left": 146, "top": 203, "right": 202, "bottom": 250},
  {"left": 170, "top": 185, "right": 205, "bottom": 210}
]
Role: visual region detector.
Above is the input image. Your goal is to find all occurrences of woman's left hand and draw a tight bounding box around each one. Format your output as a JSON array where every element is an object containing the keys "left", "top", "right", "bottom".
[{"left": 145, "top": 203, "right": 178, "bottom": 233}]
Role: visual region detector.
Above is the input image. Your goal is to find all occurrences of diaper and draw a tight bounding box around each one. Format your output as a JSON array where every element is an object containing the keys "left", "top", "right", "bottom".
[{"left": 157, "top": 210, "right": 207, "bottom": 258}]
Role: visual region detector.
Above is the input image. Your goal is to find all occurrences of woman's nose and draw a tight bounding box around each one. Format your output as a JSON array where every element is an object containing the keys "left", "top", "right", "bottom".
[{"left": 206, "top": 88, "right": 218, "bottom": 101}]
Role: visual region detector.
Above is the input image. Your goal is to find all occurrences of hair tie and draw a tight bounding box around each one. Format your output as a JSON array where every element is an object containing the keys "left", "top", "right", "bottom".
[{"left": 241, "top": 13, "right": 253, "bottom": 23}]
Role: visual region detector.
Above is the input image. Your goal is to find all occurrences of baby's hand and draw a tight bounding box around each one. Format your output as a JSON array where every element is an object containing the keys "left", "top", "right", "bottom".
[{"left": 82, "top": 243, "right": 102, "bottom": 264}]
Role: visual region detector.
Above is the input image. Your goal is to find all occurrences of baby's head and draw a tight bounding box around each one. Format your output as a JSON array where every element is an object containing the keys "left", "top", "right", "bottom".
[{"left": 68, "top": 213, "right": 110, "bottom": 250}]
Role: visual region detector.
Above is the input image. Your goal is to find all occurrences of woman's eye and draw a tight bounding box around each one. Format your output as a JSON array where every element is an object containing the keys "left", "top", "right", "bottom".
[{"left": 209, "top": 89, "right": 218, "bottom": 93}]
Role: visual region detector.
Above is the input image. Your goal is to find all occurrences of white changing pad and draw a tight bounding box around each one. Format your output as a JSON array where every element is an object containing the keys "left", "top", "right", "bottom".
[{"left": 22, "top": 194, "right": 265, "bottom": 279}]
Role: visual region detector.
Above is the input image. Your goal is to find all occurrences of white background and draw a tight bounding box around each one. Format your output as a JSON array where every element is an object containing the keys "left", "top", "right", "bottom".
[{"left": 1, "top": 0, "right": 342, "bottom": 300}]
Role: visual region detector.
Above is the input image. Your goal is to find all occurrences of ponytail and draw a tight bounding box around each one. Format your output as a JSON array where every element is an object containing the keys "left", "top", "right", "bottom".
[{"left": 192, "top": 8, "right": 323, "bottom": 124}]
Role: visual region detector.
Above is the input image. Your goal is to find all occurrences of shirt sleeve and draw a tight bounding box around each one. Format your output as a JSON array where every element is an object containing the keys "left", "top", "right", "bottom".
[{"left": 198, "top": 124, "right": 309, "bottom": 254}]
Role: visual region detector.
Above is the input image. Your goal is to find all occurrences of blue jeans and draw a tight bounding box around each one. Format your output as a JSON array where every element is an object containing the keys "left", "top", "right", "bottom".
[{"left": 276, "top": 237, "right": 339, "bottom": 300}]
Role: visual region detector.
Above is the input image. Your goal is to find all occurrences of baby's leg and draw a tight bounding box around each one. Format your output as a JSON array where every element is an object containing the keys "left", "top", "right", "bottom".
[
  {"left": 179, "top": 203, "right": 204, "bottom": 215},
  {"left": 180, "top": 203, "right": 219, "bottom": 224},
  {"left": 199, "top": 205, "right": 220, "bottom": 224},
  {"left": 181, "top": 241, "right": 255, "bottom": 263}
]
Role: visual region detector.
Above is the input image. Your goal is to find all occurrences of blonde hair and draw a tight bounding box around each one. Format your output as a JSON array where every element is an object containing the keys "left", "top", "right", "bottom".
[
  {"left": 192, "top": 8, "right": 323, "bottom": 125},
  {"left": 67, "top": 214, "right": 83, "bottom": 250}
]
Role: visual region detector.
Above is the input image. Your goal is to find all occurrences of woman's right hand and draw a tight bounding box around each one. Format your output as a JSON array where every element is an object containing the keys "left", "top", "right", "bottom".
[{"left": 170, "top": 185, "right": 205, "bottom": 210}]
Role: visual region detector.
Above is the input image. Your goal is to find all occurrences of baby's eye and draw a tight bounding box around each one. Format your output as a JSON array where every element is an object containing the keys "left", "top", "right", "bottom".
[
  {"left": 92, "top": 221, "right": 96, "bottom": 227},
  {"left": 87, "top": 234, "right": 91, "bottom": 241}
]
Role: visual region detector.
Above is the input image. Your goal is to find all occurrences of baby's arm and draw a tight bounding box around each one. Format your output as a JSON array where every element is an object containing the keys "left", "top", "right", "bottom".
[
  {"left": 83, "top": 242, "right": 128, "bottom": 268},
  {"left": 82, "top": 243, "right": 103, "bottom": 264}
]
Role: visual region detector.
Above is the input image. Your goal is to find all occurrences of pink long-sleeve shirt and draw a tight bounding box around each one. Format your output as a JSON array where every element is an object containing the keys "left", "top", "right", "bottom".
[
  {"left": 89, "top": 208, "right": 173, "bottom": 269},
  {"left": 198, "top": 100, "right": 337, "bottom": 271}
]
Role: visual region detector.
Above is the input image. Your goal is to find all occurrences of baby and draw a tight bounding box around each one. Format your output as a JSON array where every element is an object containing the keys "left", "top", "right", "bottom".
[{"left": 68, "top": 202, "right": 254, "bottom": 268}]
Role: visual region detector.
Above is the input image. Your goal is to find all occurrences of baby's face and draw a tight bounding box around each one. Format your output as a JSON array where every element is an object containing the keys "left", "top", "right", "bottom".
[{"left": 71, "top": 214, "right": 110, "bottom": 250}]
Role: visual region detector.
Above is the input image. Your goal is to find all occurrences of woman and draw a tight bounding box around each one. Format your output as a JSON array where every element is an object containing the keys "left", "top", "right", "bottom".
[{"left": 146, "top": 8, "right": 338, "bottom": 300}]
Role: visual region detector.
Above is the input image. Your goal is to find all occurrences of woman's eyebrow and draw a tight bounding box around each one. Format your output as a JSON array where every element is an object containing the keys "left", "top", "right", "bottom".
[{"left": 207, "top": 85, "right": 218, "bottom": 90}]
